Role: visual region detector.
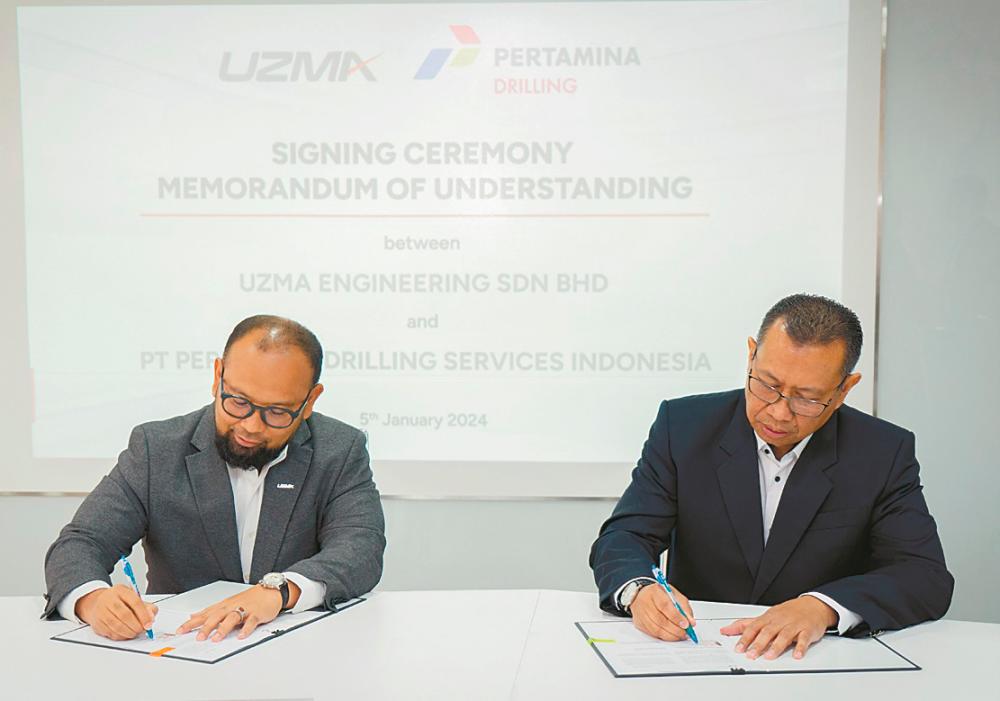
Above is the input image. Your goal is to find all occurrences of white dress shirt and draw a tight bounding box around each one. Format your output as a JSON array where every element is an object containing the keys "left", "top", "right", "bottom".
[
  {"left": 752, "top": 433, "right": 861, "bottom": 634},
  {"left": 57, "top": 446, "right": 326, "bottom": 622},
  {"left": 616, "top": 432, "right": 863, "bottom": 635},
  {"left": 757, "top": 433, "right": 813, "bottom": 543}
]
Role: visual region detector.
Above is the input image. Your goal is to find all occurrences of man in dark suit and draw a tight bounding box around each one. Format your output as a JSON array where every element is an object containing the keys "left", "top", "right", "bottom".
[
  {"left": 590, "top": 294, "right": 953, "bottom": 660},
  {"left": 44, "top": 315, "right": 385, "bottom": 642}
]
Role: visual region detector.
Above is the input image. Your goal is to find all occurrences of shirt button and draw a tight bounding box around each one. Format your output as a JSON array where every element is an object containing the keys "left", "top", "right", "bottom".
[{"left": 774, "top": 475, "right": 781, "bottom": 483}]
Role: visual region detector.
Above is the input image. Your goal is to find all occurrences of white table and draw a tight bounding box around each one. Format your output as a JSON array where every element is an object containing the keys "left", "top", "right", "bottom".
[
  {"left": 3, "top": 590, "right": 997, "bottom": 700},
  {"left": 512, "top": 591, "right": 1000, "bottom": 700}
]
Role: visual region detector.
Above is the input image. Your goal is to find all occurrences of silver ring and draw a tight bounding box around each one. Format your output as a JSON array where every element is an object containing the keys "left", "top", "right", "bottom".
[{"left": 233, "top": 606, "right": 248, "bottom": 624}]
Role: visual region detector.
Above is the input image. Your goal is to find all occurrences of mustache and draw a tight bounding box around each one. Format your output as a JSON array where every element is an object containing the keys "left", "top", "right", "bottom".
[{"left": 213, "top": 428, "right": 285, "bottom": 470}]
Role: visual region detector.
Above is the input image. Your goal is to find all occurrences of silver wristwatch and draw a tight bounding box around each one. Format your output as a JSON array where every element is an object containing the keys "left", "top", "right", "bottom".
[
  {"left": 618, "top": 579, "right": 655, "bottom": 613},
  {"left": 259, "top": 572, "right": 291, "bottom": 610}
]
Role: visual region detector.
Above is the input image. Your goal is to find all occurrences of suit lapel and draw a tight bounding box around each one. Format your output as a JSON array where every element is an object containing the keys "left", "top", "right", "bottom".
[
  {"left": 249, "top": 421, "right": 313, "bottom": 583},
  {"left": 751, "top": 411, "right": 838, "bottom": 602},
  {"left": 185, "top": 408, "right": 243, "bottom": 583},
  {"left": 716, "top": 397, "right": 765, "bottom": 581}
]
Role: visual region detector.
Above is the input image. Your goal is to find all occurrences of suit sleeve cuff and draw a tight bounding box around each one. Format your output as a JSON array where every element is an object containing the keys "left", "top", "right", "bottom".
[
  {"left": 57, "top": 581, "right": 111, "bottom": 623},
  {"left": 283, "top": 572, "right": 327, "bottom": 613},
  {"left": 612, "top": 577, "right": 657, "bottom": 612},
  {"left": 801, "top": 592, "right": 863, "bottom": 635}
]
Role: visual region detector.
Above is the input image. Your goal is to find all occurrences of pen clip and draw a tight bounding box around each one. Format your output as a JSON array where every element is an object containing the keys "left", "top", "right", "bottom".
[{"left": 651, "top": 565, "right": 671, "bottom": 591}]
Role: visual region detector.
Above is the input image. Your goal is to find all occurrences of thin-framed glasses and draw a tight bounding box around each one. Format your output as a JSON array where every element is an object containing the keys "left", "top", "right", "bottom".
[
  {"left": 746, "top": 373, "right": 844, "bottom": 418},
  {"left": 219, "top": 368, "right": 312, "bottom": 429}
]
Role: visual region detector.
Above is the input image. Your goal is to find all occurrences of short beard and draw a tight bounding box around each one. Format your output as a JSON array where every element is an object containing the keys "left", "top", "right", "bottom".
[{"left": 214, "top": 428, "right": 285, "bottom": 470}]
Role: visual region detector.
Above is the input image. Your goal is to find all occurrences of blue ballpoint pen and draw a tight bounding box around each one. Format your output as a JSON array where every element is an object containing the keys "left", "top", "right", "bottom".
[
  {"left": 652, "top": 565, "right": 698, "bottom": 644},
  {"left": 120, "top": 555, "right": 154, "bottom": 640}
]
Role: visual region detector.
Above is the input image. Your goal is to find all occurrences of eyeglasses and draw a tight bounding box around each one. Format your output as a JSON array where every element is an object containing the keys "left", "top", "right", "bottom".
[
  {"left": 219, "top": 368, "right": 312, "bottom": 429},
  {"left": 746, "top": 373, "right": 843, "bottom": 418}
]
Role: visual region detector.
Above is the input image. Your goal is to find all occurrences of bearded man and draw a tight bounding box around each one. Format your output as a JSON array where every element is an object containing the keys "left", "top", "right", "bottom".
[{"left": 44, "top": 315, "right": 385, "bottom": 642}]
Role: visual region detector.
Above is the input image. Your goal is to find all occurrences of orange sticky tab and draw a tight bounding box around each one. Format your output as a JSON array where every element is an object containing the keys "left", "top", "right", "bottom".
[{"left": 149, "top": 647, "right": 174, "bottom": 657}]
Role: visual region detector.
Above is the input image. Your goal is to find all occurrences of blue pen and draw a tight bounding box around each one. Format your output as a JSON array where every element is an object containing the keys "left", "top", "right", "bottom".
[
  {"left": 652, "top": 565, "right": 698, "bottom": 644},
  {"left": 120, "top": 555, "right": 154, "bottom": 640}
]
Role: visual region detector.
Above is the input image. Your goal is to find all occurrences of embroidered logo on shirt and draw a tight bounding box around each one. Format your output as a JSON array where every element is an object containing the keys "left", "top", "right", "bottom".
[{"left": 277, "top": 483, "right": 295, "bottom": 490}]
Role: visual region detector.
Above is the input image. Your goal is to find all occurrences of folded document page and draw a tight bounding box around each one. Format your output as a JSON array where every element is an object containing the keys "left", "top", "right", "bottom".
[
  {"left": 577, "top": 619, "right": 918, "bottom": 677},
  {"left": 52, "top": 581, "right": 363, "bottom": 664}
]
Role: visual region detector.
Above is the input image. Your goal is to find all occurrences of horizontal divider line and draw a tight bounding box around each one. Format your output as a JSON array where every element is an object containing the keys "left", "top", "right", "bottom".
[{"left": 139, "top": 212, "right": 710, "bottom": 219}]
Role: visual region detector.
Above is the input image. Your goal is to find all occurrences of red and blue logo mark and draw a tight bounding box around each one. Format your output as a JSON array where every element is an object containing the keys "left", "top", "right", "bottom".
[{"left": 414, "top": 25, "right": 481, "bottom": 79}]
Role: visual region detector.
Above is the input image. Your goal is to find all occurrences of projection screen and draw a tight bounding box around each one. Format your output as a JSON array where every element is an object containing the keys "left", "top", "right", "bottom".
[{"left": 1, "top": 0, "right": 883, "bottom": 496}]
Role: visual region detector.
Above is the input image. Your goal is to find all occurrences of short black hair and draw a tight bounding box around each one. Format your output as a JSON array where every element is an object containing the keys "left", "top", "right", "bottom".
[
  {"left": 757, "top": 294, "right": 863, "bottom": 376},
  {"left": 223, "top": 315, "right": 323, "bottom": 385}
]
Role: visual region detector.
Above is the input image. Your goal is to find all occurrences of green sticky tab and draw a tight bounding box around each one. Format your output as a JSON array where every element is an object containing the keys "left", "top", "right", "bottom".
[{"left": 586, "top": 637, "right": 616, "bottom": 644}]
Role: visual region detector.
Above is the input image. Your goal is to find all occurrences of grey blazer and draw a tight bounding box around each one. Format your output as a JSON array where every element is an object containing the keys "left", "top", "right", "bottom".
[{"left": 43, "top": 406, "right": 385, "bottom": 618}]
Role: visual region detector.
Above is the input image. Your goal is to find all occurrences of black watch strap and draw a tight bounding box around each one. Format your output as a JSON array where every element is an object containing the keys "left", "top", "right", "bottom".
[
  {"left": 279, "top": 581, "right": 290, "bottom": 610},
  {"left": 632, "top": 579, "right": 654, "bottom": 607},
  {"left": 620, "top": 579, "right": 655, "bottom": 613}
]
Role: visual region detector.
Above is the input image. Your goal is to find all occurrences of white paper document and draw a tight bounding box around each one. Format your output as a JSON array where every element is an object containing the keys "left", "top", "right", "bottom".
[
  {"left": 577, "top": 619, "right": 919, "bottom": 677},
  {"left": 52, "top": 581, "right": 363, "bottom": 663}
]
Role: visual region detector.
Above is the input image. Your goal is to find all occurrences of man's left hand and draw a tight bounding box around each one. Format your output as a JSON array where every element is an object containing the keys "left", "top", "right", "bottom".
[
  {"left": 720, "top": 596, "right": 838, "bottom": 660},
  {"left": 176, "top": 582, "right": 298, "bottom": 642}
]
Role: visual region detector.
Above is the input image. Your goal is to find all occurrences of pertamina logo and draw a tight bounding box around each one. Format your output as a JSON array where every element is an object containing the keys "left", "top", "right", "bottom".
[
  {"left": 414, "top": 25, "right": 481, "bottom": 80},
  {"left": 411, "top": 26, "right": 640, "bottom": 96},
  {"left": 220, "top": 50, "right": 380, "bottom": 82}
]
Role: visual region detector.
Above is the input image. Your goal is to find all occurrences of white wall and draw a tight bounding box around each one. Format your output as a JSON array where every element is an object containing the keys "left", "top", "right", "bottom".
[{"left": 876, "top": 0, "right": 1000, "bottom": 623}]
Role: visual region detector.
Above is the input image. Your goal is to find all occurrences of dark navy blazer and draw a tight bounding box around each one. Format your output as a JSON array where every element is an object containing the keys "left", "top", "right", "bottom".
[{"left": 590, "top": 389, "right": 953, "bottom": 636}]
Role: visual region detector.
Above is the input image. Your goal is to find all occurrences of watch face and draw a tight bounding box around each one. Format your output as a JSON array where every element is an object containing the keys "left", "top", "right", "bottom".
[
  {"left": 261, "top": 572, "right": 286, "bottom": 588},
  {"left": 621, "top": 583, "right": 640, "bottom": 607}
]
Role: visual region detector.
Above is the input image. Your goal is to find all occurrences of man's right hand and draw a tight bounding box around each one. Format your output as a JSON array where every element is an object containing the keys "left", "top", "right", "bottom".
[
  {"left": 75, "top": 584, "right": 158, "bottom": 640},
  {"left": 629, "top": 583, "right": 696, "bottom": 641}
]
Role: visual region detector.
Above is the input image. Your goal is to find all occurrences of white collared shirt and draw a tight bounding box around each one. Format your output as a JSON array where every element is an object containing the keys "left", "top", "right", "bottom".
[
  {"left": 57, "top": 447, "right": 325, "bottom": 622},
  {"left": 752, "top": 433, "right": 862, "bottom": 634},
  {"left": 755, "top": 432, "right": 813, "bottom": 544},
  {"left": 228, "top": 446, "right": 291, "bottom": 586}
]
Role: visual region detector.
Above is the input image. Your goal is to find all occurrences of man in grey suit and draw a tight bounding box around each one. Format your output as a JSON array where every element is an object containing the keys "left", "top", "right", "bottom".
[{"left": 44, "top": 315, "right": 385, "bottom": 642}]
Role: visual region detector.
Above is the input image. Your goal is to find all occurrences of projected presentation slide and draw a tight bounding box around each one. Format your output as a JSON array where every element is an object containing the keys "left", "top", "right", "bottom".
[{"left": 18, "top": 1, "right": 848, "bottom": 466}]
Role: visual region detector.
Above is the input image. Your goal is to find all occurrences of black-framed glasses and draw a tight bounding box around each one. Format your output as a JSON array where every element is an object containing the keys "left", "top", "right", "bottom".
[
  {"left": 746, "top": 372, "right": 844, "bottom": 418},
  {"left": 219, "top": 368, "right": 312, "bottom": 429}
]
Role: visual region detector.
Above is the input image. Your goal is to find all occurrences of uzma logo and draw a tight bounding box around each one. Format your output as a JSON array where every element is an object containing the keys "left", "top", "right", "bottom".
[
  {"left": 220, "top": 51, "right": 380, "bottom": 82},
  {"left": 414, "top": 25, "right": 481, "bottom": 80}
]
